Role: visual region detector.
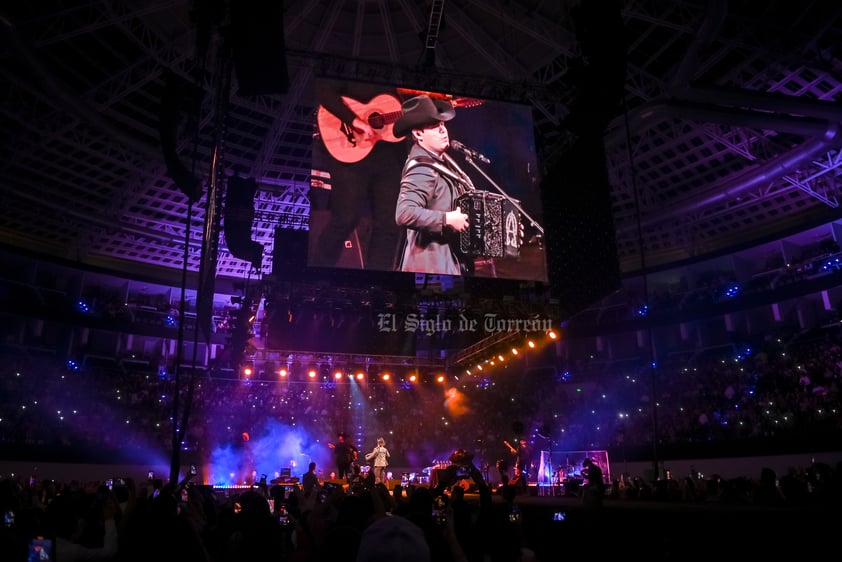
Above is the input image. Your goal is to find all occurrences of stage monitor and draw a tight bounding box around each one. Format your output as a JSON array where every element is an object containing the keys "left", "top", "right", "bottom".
[{"left": 310, "top": 77, "right": 547, "bottom": 283}]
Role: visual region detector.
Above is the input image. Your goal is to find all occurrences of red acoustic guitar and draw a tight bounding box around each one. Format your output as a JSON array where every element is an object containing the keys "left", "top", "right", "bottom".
[{"left": 317, "top": 93, "right": 484, "bottom": 164}]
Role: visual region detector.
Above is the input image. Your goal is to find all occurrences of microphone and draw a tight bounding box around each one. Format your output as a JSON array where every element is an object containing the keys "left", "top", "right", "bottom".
[{"left": 450, "top": 139, "right": 491, "bottom": 164}]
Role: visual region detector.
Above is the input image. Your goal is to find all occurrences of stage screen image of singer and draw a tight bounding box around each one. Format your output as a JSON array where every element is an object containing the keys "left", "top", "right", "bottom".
[{"left": 309, "top": 77, "right": 548, "bottom": 283}]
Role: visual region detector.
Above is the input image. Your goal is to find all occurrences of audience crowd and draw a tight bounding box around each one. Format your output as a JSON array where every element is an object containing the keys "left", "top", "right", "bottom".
[
  {"left": 2, "top": 321, "right": 842, "bottom": 560},
  {"left": 1, "top": 460, "right": 544, "bottom": 562},
  {"left": 1, "top": 452, "right": 840, "bottom": 562},
  {"left": 1, "top": 323, "right": 841, "bottom": 470}
]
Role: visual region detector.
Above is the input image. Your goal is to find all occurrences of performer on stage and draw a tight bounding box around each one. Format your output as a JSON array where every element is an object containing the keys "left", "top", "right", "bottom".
[
  {"left": 393, "top": 94, "right": 475, "bottom": 275},
  {"left": 364, "top": 436, "right": 391, "bottom": 485},
  {"left": 327, "top": 431, "right": 358, "bottom": 482},
  {"left": 495, "top": 458, "right": 510, "bottom": 490},
  {"left": 505, "top": 438, "right": 531, "bottom": 493}
]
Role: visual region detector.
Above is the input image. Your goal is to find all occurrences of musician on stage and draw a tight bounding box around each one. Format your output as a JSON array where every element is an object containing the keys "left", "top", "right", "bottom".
[
  {"left": 505, "top": 438, "right": 531, "bottom": 493},
  {"left": 327, "top": 431, "right": 358, "bottom": 482},
  {"left": 393, "top": 94, "right": 475, "bottom": 276},
  {"left": 311, "top": 78, "right": 407, "bottom": 271},
  {"left": 364, "top": 436, "right": 391, "bottom": 485}
]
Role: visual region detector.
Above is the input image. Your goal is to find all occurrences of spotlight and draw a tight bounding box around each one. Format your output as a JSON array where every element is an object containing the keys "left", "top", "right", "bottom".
[
  {"left": 278, "top": 368, "right": 287, "bottom": 378},
  {"left": 511, "top": 348, "right": 519, "bottom": 355},
  {"left": 823, "top": 256, "right": 842, "bottom": 271},
  {"left": 548, "top": 330, "right": 558, "bottom": 339},
  {"left": 307, "top": 369, "right": 316, "bottom": 378},
  {"left": 527, "top": 340, "right": 535, "bottom": 348},
  {"left": 723, "top": 283, "right": 741, "bottom": 298}
]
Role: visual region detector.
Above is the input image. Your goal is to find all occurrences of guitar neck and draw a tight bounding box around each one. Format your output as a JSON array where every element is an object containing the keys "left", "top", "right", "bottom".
[{"left": 369, "top": 110, "right": 403, "bottom": 127}]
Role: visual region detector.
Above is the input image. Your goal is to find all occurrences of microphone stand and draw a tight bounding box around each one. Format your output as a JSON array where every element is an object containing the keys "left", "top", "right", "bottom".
[
  {"left": 460, "top": 154, "right": 544, "bottom": 236},
  {"left": 547, "top": 437, "right": 559, "bottom": 496},
  {"left": 538, "top": 433, "right": 558, "bottom": 493},
  {"left": 476, "top": 438, "right": 489, "bottom": 481}
]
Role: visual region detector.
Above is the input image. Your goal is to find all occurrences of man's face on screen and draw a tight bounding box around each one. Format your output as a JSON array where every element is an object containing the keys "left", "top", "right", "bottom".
[{"left": 416, "top": 121, "right": 449, "bottom": 155}]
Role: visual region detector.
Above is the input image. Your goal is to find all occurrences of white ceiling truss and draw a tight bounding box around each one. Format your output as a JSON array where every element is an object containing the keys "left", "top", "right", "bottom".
[{"left": 0, "top": 0, "right": 840, "bottom": 301}]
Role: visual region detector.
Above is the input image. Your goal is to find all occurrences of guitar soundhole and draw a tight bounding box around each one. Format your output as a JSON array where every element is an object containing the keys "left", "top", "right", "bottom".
[{"left": 368, "top": 113, "right": 384, "bottom": 130}]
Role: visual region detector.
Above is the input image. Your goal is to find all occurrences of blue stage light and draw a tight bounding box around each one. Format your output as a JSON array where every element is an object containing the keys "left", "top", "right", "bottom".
[{"left": 724, "top": 283, "right": 741, "bottom": 298}]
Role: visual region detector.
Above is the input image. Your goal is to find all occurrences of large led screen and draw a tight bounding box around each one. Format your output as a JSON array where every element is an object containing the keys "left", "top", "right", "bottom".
[{"left": 309, "top": 77, "right": 547, "bottom": 283}]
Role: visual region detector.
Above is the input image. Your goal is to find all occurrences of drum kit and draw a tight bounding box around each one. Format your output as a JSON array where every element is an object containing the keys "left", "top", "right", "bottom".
[{"left": 554, "top": 464, "right": 583, "bottom": 483}]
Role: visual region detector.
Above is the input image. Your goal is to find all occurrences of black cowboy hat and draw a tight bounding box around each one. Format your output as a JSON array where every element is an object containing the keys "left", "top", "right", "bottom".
[{"left": 393, "top": 94, "right": 456, "bottom": 138}]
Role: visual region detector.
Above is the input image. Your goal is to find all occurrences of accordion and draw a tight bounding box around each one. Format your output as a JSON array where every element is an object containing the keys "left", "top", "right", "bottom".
[{"left": 455, "top": 191, "right": 521, "bottom": 259}]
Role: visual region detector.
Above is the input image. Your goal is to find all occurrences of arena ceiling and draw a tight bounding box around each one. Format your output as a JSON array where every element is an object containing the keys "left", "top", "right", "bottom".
[{"left": 1, "top": 1, "right": 842, "bottom": 304}]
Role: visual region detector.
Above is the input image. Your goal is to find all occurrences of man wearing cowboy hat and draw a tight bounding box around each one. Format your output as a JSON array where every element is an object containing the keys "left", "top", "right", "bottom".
[
  {"left": 327, "top": 431, "right": 358, "bottom": 482},
  {"left": 394, "top": 94, "right": 474, "bottom": 275}
]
